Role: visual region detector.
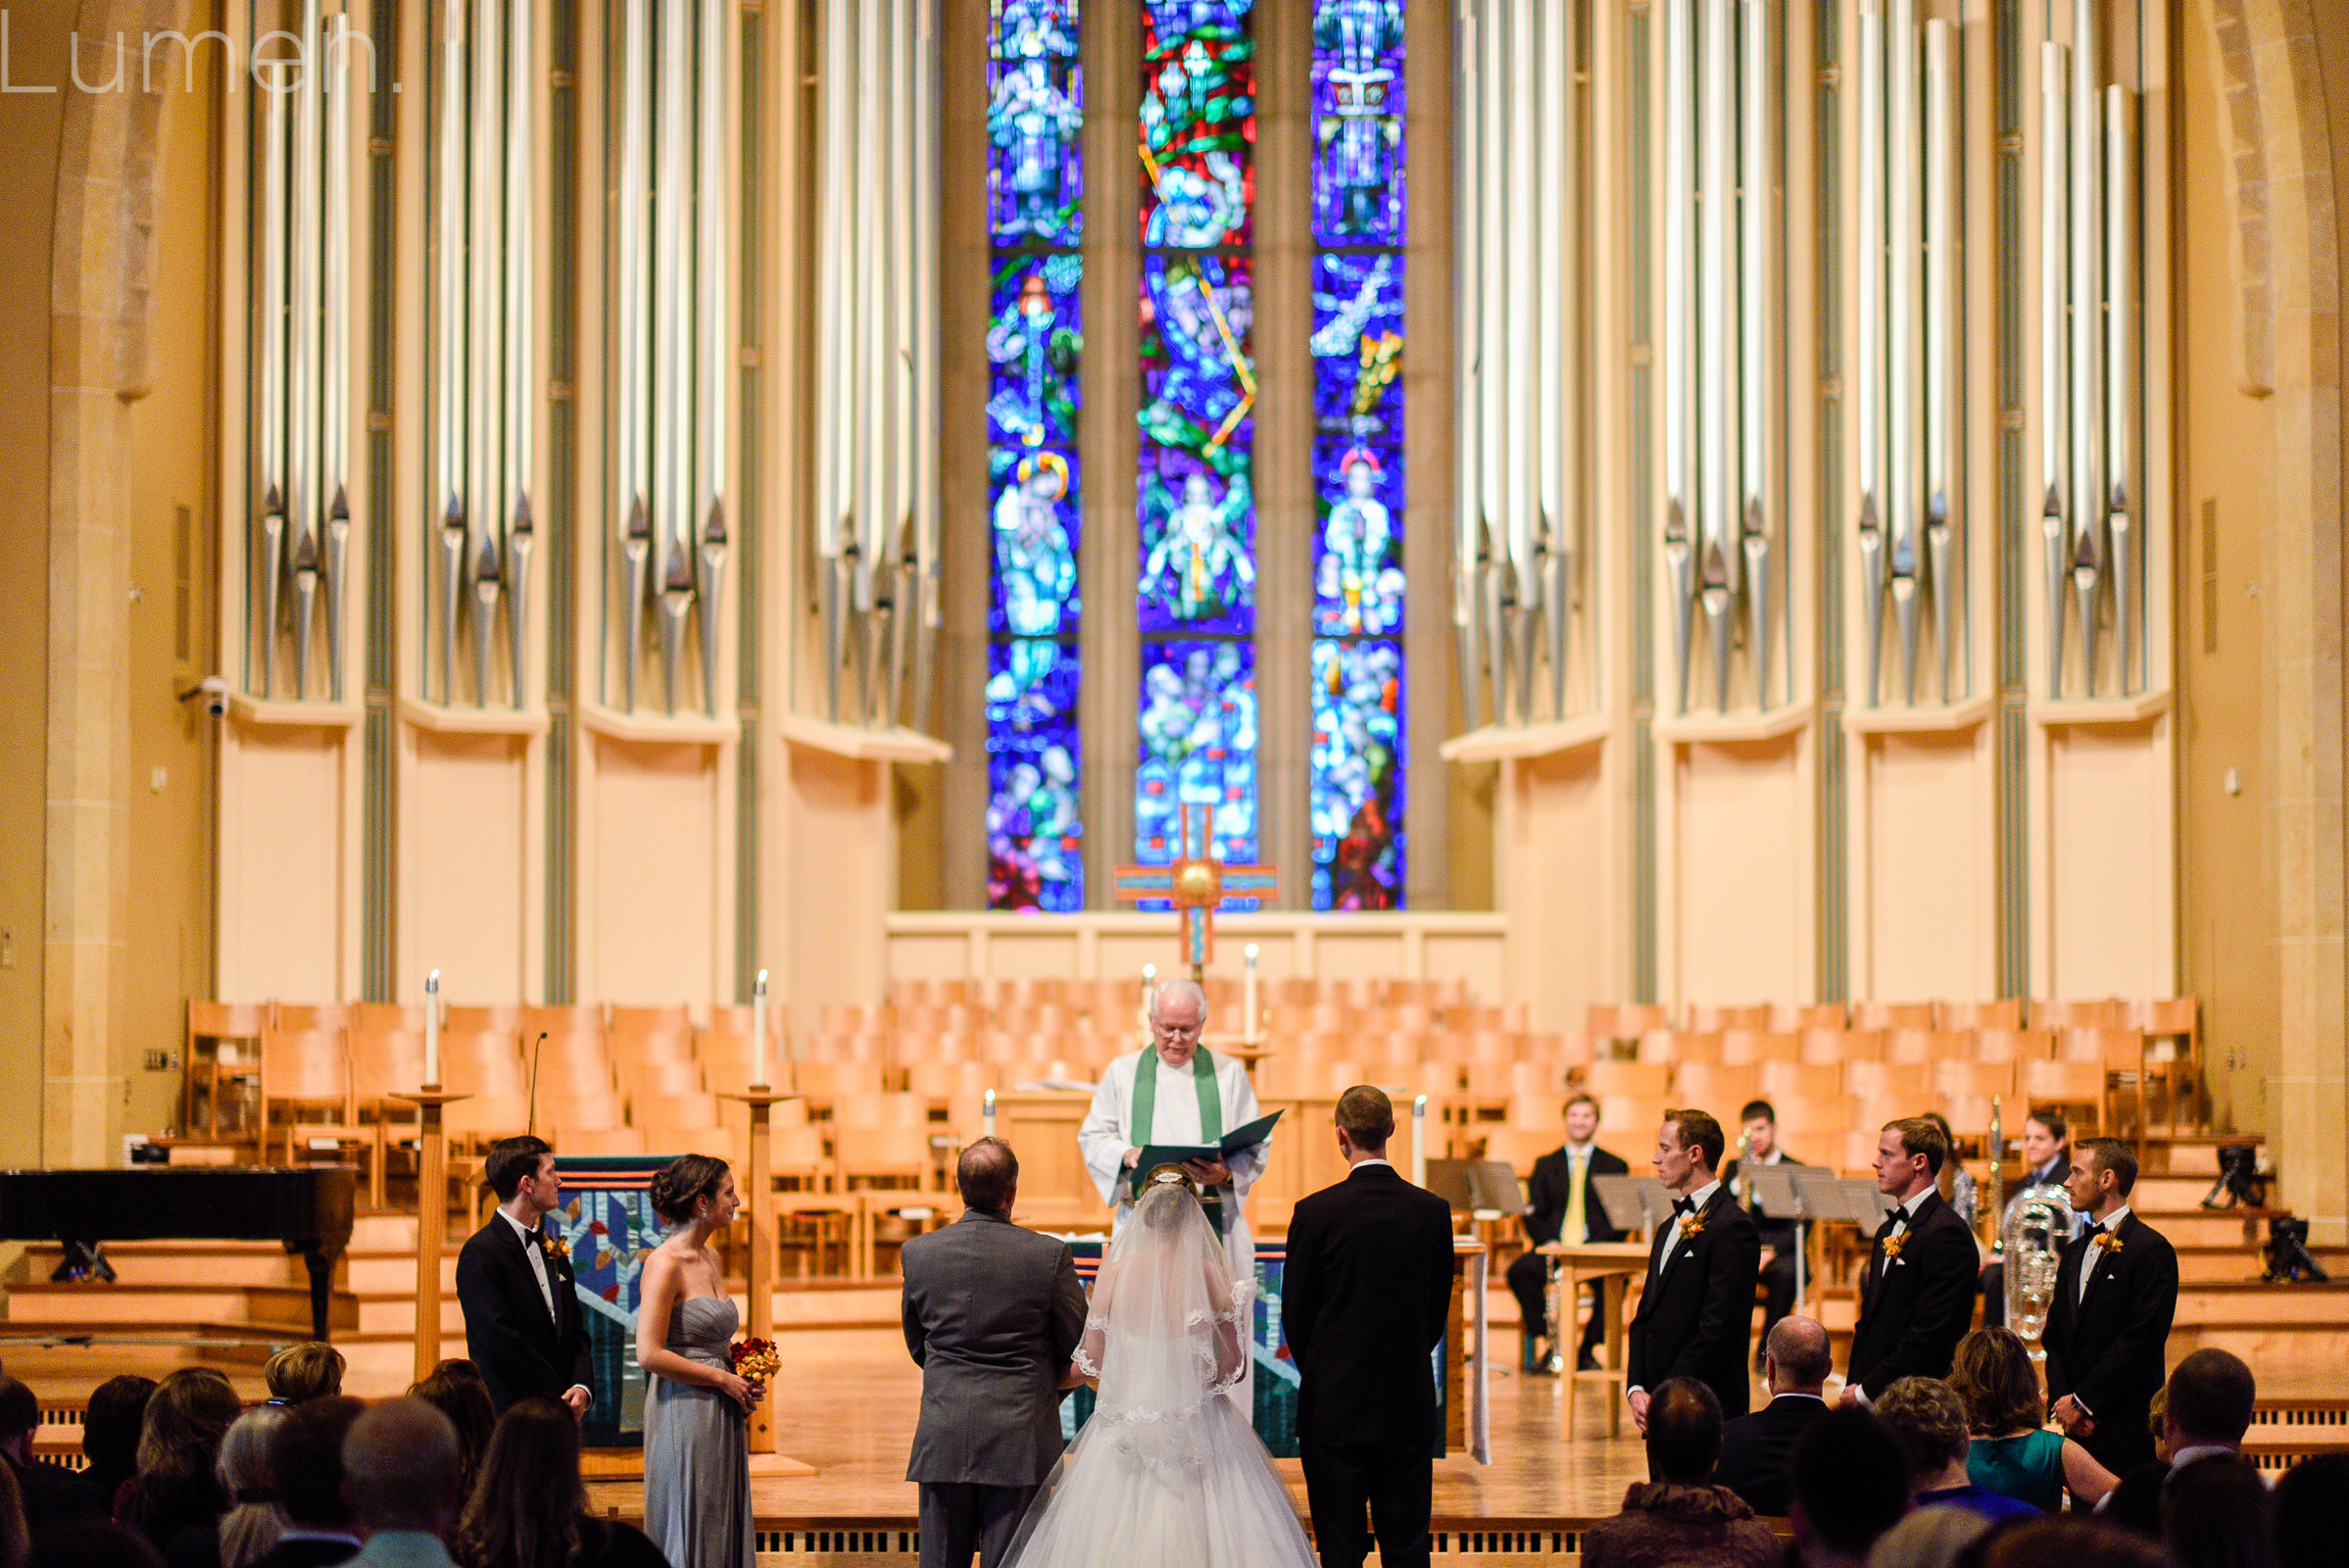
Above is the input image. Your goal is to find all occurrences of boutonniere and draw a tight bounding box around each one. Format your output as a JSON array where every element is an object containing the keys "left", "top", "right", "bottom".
[
  {"left": 1679, "top": 1212, "right": 1708, "bottom": 1240},
  {"left": 2092, "top": 1232, "right": 2124, "bottom": 1255},
  {"left": 1881, "top": 1231, "right": 1908, "bottom": 1262},
  {"left": 540, "top": 1230, "right": 570, "bottom": 1262}
]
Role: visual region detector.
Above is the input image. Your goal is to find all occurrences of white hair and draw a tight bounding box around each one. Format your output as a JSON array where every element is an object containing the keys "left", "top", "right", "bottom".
[{"left": 1148, "top": 978, "right": 1209, "bottom": 1024}]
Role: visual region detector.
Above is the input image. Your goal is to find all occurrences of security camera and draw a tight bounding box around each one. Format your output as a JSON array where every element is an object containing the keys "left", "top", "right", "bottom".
[{"left": 176, "top": 675, "right": 229, "bottom": 718}]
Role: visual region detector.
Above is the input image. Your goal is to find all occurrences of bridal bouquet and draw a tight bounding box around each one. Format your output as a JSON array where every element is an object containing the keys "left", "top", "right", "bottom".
[{"left": 729, "top": 1336, "right": 779, "bottom": 1388}]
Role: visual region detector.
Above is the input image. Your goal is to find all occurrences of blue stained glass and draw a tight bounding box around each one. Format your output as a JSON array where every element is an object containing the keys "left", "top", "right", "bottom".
[
  {"left": 1310, "top": 253, "right": 1404, "bottom": 637},
  {"left": 987, "top": 641, "right": 1085, "bottom": 912},
  {"left": 1309, "top": 1, "right": 1406, "bottom": 246},
  {"left": 989, "top": 257, "right": 1084, "bottom": 637},
  {"left": 1140, "top": 3, "right": 1256, "bottom": 247},
  {"left": 989, "top": 0, "right": 1085, "bottom": 244},
  {"left": 1136, "top": 640, "right": 1259, "bottom": 876},
  {"left": 1140, "top": 254, "right": 1254, "bottom": 634},
  {"left": 1309, "top": 638, "right": 1405, "bottom": 909}
]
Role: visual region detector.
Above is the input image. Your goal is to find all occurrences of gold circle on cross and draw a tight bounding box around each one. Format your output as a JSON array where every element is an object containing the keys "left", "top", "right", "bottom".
[{"left": 1173, "top": 860, "right": 1222, "bottom": 905}]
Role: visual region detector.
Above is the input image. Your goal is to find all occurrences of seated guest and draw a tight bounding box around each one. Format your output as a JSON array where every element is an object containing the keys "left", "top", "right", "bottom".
[
  {"left": 163, "top": 1408, "right": 287, "bottom": 1568},
  {"left": 79, "top": 1380, "right": 157, "bottom": 1517},
  {"left": 0, "top": 1376, "right": 109, "bottom": 1531},
  {"left": 119, "top": 1370, "right": 243, "bottom": 1554},
  {"left": 2272, "top": 1452, "right": 2349, "bottom": 1566},
  {"left": 406, "top": 1366, "right": 495, "bottom": 1505},
  {"left": 1976, "top": 1518, "right": 2171, "bottom": 1568},
  {"left": 0, "top": 1460, "right": 26, "bottom": 1568},
  {"left": 2159, "top": 1452, "right": 2275, "bottom": 1568},
  {"left": 27, "top": 1520, "right": 166, "bottom": 1568},
  {"left": 262, "top": 1349, "right": 342, "bottom": 1409},
  {"left": 1863, "top": 1509, "right": 1993, "bottom": 1568},
  {"left": 1508, "top": 1093, "right": 1630, "bottom": 1373},
  {"left": 1786, "top": 1408, "right": 1911, "bottom": 1568},
  {"left": 2099, "top": 1348, "right": 2257, "bottom": 1537},
  {"left": 452, "top": 1400, "right": 663, "bottom": 1568},
  {"left": 1873, "top": 1377, "right": 2038, "bottom": 1523},
  {"left": 246, "top": 1399, "right": 364, "bottom": 1568},
  {"left": 340, "top": 1402, "right": 463, "bottom": 1568},
  {"left": 1713, "top": 1316, "right": 1833, "bottom": 1517},
  {"left": 1949, "top": 1327, "right": 2118, "bottom": 1510},
  {"left": 1718, "top": 1101, "right": 1809, "bottom": 1368},
  {"left": 1582, "top": 1378, "right": 1781, "bottom": 1568}
]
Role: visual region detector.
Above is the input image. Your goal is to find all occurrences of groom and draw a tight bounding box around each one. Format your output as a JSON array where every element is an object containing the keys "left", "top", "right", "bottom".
[
  {"left": 454, "top": 1135, "right": 592, "bottom": 1415},
  {"left": 1282, "top": 1087, "right": 1455, "bottom": 1568},
  {"left": 902, "top": 1137, "right": 1088, "bottom": 1568}
]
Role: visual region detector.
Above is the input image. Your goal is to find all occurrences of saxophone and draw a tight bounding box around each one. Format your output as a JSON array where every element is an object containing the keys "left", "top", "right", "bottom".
[{"left": 1996, "top": 1096, "right": 2071, "bottom": 1358}]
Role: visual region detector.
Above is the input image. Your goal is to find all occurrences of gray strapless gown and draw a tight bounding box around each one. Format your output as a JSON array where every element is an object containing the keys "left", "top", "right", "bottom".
[{"left": 643, "top": 1296, "right": 756, "bottom": 1568}]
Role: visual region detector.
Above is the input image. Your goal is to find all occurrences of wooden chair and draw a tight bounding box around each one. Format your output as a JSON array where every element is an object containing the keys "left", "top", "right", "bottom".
[
  {"left": 185, "top": 1000, "right": 271, "bottom": 1141},
  {"left": 2018, "top": 1058, "right": 2105, "bottom": 1135},
  {"left": 522, "top": 1004, "right": 608, "bottom": 1039},
  {"left": 562, "top": 1127, "right": 648, "bottom": 1156},
  {"left": 260, "top": 1029, "right": 354, "bottom": 1166},
  {"left": 1842, "top": 1060, "right": 1933, "bottom": 1104},
  {"left": 530, "top": 1034, "right": 616, "bottom": 1097},
  {"left": 440, "top": 1031, "right": 527, "bottom": 1098},
  {"left": 1974, "top": 1028, "right": 2053, "bottom": 1064},
  {"left": 1583, "top": 1059, "right": 1672, "bottom": 1101},
  {"left": 1721, "top": 1030, "right": 1801, "bottom": 1066},
  {"left": 1686, "top": 1004, "right": 1769, "bottom": 1032},
  {"left": 632, "top": 1092, "right": 725, "bottom": 1134},
  {"left": 795, "top": 1060, "right": 889, "bottom": 1099},
  {"left": 611, "top": 1029, "right": 698, "bottom": 1074},
  {"left": 1932, "top": 1059, "right": 2017, "bottom": 1103},
  {"left": 608, "top": 1004, "right": 692, "bottom": 1039},
  {"left": 1939, "top": 1096, "right": 2005, "bottom": 1142},
  {"left": 544, "top": 1088, "right": 627, "bottom": 1134},
  {"left": 905, "top": 1059, "right": 999, "bottom": 1101},
  {"left": 1768, "top": 1003, "right": 1847, "bottom": 1032},
  {"left": 276, "top": 1003, "right": 354, "bottom": 1034},
  {"left": 1757, "top": 1061, "right": 1843, "bottom": 1104},
  {"left": 1670, "top": 1062, "right": 1765, "bottom": 1120},
  {"left": 350, "top": 1002, "right": 425, "bottom": 1033},
  {"left": 616, "top": 1056, "right": 706, "bottom": 1099},
  {"left": 1637, "top": 1030, "right": 1722, "bottom": 1065},
  {"left": 1883, "top": 1029, "right": 1940, "bottom": 1066},
  {"left": 2082, "top": 1027, "right": 2156, "bottom": 1144},
  {"left": 2032, "top": 998, "right": 2126, "bottom": 1030},
  {"left": 348, "top": 1026, "right": 427, "bottom": 1207},
  {"left": 832, "top": 1093, "right": 930, "bottom": 1131},
  {"left": 1802, "top": 1028, "right": 1882, "bottom": 1064},
  {"left": 442, "top": 1093, "right": 533, "bottom": 1153},
  {"left": 442, "top": 1004, "right": 524, "bottom": 1035},
  {"left": 696, "top": 1030, "right": 771, "bottom": 1090},
  {"left": 836, "top": 1125, "right": 936, "bottom": 1194},
  {"left": 1587, "top": 1004, "right": 1673, "bottom": 1050},
  {"left": 1851, "top": 1002, "right": 1937, "bottom": 1031},
  {"left": 1594, "top": 1096, "right": 1669, "bottom": 1141},
  {"left": 2128, "top": 997, "right": 2203, "bottom": 1136},
  {"left": 1937, "top": 999, "right": 2024, "bottom": 1031}
]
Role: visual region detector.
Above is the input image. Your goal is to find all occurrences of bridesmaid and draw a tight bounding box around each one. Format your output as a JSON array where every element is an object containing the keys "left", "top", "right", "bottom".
[{"left": 638, "top": 1154, "right": 760, "bottom": 1568}]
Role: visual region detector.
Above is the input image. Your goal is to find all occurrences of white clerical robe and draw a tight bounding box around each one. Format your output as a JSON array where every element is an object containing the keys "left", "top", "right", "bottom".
[{"left": 1077, "top": 1047, "right": 1267, "bottom": 1407}]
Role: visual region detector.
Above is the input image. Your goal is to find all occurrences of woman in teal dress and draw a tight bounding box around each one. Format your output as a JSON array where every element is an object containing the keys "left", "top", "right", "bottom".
[{"left": 1948, "top": 1328, "right": 2121, "bottom": 1511}]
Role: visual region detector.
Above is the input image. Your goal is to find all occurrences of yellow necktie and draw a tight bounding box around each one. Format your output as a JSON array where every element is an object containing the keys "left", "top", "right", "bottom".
[{"left": 1564, "top": 1151, "right": 1588, "bottom": 1245}]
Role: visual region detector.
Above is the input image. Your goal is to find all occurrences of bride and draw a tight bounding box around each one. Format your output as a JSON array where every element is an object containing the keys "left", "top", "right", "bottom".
[{"left": 1001, "top": 1168, "right": 1319, "bottom": 1568}]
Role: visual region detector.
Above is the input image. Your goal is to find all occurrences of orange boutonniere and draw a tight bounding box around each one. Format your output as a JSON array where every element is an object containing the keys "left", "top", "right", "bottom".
[
  {"left": 540, "top": 1230, "right": 570, "bottom": 1262},
  {"left": 2092, "top": 1231, "right": 2125, "bottom": 1255},
  {"left": 1679, "top": 1213, "right": 1708, "bottom": 1240},
  {"left": 1882, "top": 1231, "right": 1908, "bottom": 1262}
]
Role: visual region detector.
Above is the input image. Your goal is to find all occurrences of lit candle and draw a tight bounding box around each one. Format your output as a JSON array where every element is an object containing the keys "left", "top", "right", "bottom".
[
  {"left": 1412, "top": 1095, "right": 1428, "bottom": 1188},
  {"left": 1243, "top": 944, "right": 1260, "bottom": 1043},
  {"left": 423, "top": 970, "right": 441, "bottom": 1088},
  {"left": 752, "top": 968, "right": 769, "bottom": 1089},
  {"left": 983, "top": 1088, "right": 997, "bottom": 1141}
]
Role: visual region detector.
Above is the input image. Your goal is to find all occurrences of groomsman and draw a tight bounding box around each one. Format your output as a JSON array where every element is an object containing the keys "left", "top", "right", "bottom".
[
  {"left": 1718, "top": 1100, "right": 1807, "bottom": 1367},
  {"left": 1507, "top": 1093, "right": 1631, "bottom": 1373},
  {"left": 1626, "top": 1109, "right": 1762, "bottom": 1433},
  {"left": 2042, "top": 1137, "right": 2179, "bottom": 1474},
  {"left": 1841, "top": 1118, "right": 1978, "bottom": 1405}
]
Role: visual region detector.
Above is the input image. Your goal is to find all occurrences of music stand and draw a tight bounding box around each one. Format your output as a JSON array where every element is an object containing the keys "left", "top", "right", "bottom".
[
  {"left": 1422, "top": 1158, "right": 1484, "bottom": 1213},
  {"left": 1470, "top": 1160, "right": 1529, "bottom": 1216},
  {"left": 1591, "top": 1173, "right": 1673, "bottom": 1240},
  {"left": 1748, "top": 1164, "right": 1820, "bottom": 1308}
]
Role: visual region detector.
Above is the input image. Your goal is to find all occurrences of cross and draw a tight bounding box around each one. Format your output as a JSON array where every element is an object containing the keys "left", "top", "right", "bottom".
[{"left": 1111, "top": 803, "right": 1279, "bottom": 981}]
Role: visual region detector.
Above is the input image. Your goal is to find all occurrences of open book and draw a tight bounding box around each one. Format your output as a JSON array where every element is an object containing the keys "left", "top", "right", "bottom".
[{"left": 1125, "top": 1110, "right": 1284, "bottom": 1199}]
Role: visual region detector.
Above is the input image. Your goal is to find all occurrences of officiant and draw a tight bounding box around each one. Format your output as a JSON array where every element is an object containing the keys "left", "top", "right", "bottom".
[{"left": 1077, "top": 979, "right": 1270, "bottom": 1293}]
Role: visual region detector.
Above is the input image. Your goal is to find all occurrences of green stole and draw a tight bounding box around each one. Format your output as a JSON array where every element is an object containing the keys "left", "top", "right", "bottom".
[{"left": 1130, "top": 1047, "right": 1229, "bottom": 1234}]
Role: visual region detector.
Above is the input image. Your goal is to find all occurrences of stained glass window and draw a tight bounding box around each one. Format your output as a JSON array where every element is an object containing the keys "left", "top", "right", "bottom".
[
  {"left": 1136, "top": 1, "right": 1259, "bottom": 889},
  {"left": 1308, "top": 1, "right": 1406, "bottom": 908},
  {"left": 987, "top": 0, "right": 1086, "bottom": 911}
]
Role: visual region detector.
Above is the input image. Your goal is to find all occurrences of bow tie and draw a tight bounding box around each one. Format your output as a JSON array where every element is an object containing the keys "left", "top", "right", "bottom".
[
  {"left": 1673, "top": 1197, "right": 1697, "bottom": 1218},
  {"left": 2084, "top": 1222, "right": 2107, "bottom": 1239},
  {"left": 1876, "top": 1214, "right": 1902, "bottom": 1240}
]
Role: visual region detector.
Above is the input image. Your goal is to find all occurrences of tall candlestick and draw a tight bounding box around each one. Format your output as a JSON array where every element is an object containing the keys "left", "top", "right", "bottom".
[
  {"left": 1243, "top": 945, "right": 1260, "bottom": 1043},
  {"left": 1412, "top": 1095, "right": 1428, "bottom": 1188},
  {"left": 423, "top": 970, "right": 441, "bottom": 1087},
  {"left": 983, "top": 1088, "right": 997, "bottom": 1142},
  {"left": 752, "top": 969, "right": 770, "bottom": 1089},
  {"left": 1140, "top": 962, "right": 1157, "bottom": 1045}
]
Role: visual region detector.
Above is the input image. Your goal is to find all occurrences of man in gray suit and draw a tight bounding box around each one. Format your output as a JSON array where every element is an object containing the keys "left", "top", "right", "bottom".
[{"left": 902, "top": 1137, "right": 1089, "bottom": 1568}]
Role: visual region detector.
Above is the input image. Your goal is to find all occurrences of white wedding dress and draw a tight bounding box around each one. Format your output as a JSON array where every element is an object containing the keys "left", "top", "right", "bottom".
[{"left": 1000, "top": 1180, "right": 1320, "bottom": 1568}]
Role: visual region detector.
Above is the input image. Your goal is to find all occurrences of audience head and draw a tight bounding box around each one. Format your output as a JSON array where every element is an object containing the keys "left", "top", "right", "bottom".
[
  {"left": 1653, "top": 1109, "right": 1725, "bottom": 1190},
  {"left": 342, "top": 1399, "right": 463, "bottom": 1538},
  {"left": 453, "top": 1399, "right": 588, "bottom": 1568},
  {"left": 1864, "top": 1508, "right": 1991, "bottom": 1568},
  {"left": 1738, "top": 1101, "right": 1778, "bottom": 1159},
  {"left": 24, "top": 1521, "right": 163, "bottom": 1568},
  {"left": 2164, "top": 1348, "right": 2257, "bottom": 1450},
  {"left": 269, "top": 1396, "right": 365, "bottom": 1532},
  {"left": 0, "top": 1459, "right": 22, "bottom": 1568},
  {"left": 408, "top": 1361, "right": 498, "bottom": 1499},
  {"left": 1642, "top": 1378, "right": 1723, "bottom": 1486},
  {"left": 1562, "top": 1094, "right": 1599, "bottom": 1144},
  {"left": 484, "top": 1136, "right": 559, "bottom": 1213},
  {"left": 1873, "top": 1376, "right": 1973, "bottom": 1486},
  {"left": 263, "top": 1343, "right": 345, "bottom": 1405},
  {"left": 213, "top": 1407, "right": 288, "bottom": 1568},
  {"left": 1147, "top": 980, "right": 1208, "bottom": 1067},
  {"left": 2272, "top": 1453, "right": 2349, "bottom": 1567},
  {"left": 2022, "top": 1112, "right": 2070, "bottom": 1168},
  {"left": 1876, "top": 1117, "right": 1947, "bottom": 1196},
  {"left": 0, "top": 1378, "right": 38, "bottom": 1464},
  {"left": 2067, "top": 1139, "right": 2139, "bottom": 1216},
  {"left": 649, "top": 1153, "right": 736, "bottom": 1230},
  {"left": 2160, "top": 1454, "right": 2276, "bottom": 1568},
  {"left": 1763, "top": 1316, "right": 1833, "bottom": 1395},
  {"left": 955, "top": 1137, "right": 1019, "bottom": 1213},
  {"left": 135, "top": 1367, "right": 243, "bottom": 1485},
  {"left": 1977, "top": 1519, "right": 2169, "bottom": 1568},
  {"left": 1948, "top": 1327, "right": 2046, "bottom": 1435},
  {"left": 1789, "top": 1408, "right": 1911, "bottom": 1562},
  {"left": 1335, "top": 1086, "right": 1395, "bottom": 1156},
  {"left": 81, "top": 1375, "right": 156, "bottom": 1487}
]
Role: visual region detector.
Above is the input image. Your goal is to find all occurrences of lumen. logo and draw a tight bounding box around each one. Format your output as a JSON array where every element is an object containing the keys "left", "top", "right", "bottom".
[{"left": 0, "top": 11, "right": 388, "bottom": 96}]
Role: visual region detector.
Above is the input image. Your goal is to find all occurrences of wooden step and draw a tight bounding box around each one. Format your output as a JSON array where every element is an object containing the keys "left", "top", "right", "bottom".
[
  {"left": 345, "top": 1251, "right": 459, "bottom": 1294},
  {"left": 2178, "top": 1246, "right": 2349, "bottom": 1284},
  {"left": 1, "top": 1280, "right": 358, "bottom": 1334},
  {"left": 352, "top": 1294, "right": 466, "bottom": 1337},
  {"left": 10, "top": 1242, "right": 318, "bottom": 1291}
]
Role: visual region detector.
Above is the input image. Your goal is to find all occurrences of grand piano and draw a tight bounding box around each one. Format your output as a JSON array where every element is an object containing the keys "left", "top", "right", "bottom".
[{"left": 0, "top": 1166, "right": 357, "bottom": 1341}]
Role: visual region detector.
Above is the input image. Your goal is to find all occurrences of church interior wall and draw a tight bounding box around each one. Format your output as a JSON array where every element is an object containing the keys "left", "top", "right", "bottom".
[{"left": 1852, "top": 729, "right": 1997, "bottom": 1002}]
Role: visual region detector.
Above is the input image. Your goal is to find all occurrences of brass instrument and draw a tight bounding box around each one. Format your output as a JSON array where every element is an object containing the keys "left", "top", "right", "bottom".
[
  {"left": 1984, "top": 1099, "right": 2006, "bottom": 1250},
  {"left": 1997, "top": 1092, "right": 2072, "bottom": 1359},
  {"left": 1736, "top": 1126, "right": 1755, "bottom": 1209}
]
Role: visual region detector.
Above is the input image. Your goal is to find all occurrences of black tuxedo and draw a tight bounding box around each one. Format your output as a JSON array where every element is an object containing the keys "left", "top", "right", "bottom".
[
  {"left": 2042, "top": 1210, "right": 2178, "bottom": 1473},
  {"left": 1507, "top": 1145, "right": 1630, "bottom": 1356},
  {"left": 1625, "top": 1183, "right": 1762, "bottom": 1418},
  {"left": 1711, "top": 1393, "right": 1829, "bottom": 1518},
  {"left": 1283, "top": 1162, "right": 1456, "bottom": 1568},
  {"left": 241, "top": 1540, "right": 361, "bottom": 1568},
  {"left": 455, "top": 1211, "right": 593, "bottom": 1413},
  {"left": 1717, "top": 1153, "right": 1811, "bottom": 1347},
  {"left": 1844, "top": 1190, "right": 1978, "bottom": 1400}
]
